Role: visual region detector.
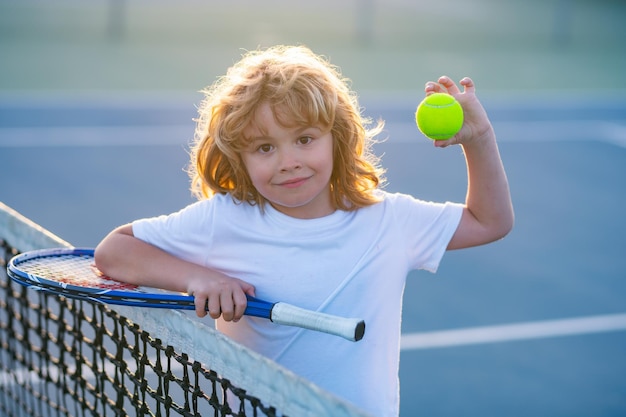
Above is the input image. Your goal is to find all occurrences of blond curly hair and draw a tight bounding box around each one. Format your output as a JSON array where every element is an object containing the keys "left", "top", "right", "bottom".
[{"left": 189, "top": 45, "right": 385, "bottom": 211}]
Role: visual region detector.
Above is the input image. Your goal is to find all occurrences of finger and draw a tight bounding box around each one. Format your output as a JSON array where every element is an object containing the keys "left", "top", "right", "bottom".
[
  {"left": 241, "top": 281, "right": 256, "bottom": 298},
  {"left": 434, "top": 132, "right": 462, "bottom": 147},
  {"left": 232, "top": 290, "right": 249, "bottom": 322},
  {"left": 459, "top": 77, "right": 475, "bottom": 93},
  {"left": 424, "top": 81, "right": 441, "bottom": 95},
  {"left": 433, "top": 138, "right": 454, "bottom": 148},
  {"left": 220, "top": 292, "right": 236, "bottom": 322},
  {"left": 194, "top": 296, "right": 208, "bottom": 318},
  {"left": 207, "top": 295, "right": 222, "bottom": 319},
  {"left": 437, "top": 76, "right": 461, "bottom": 95}
]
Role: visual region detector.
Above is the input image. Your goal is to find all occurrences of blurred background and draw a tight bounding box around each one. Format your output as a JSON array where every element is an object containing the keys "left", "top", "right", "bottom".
[
  {"left": 1, "top": 0, "right": 625, "bottom": 94},
  {"left": 1, "top": 1, "right": 625, "bottom": 416}
]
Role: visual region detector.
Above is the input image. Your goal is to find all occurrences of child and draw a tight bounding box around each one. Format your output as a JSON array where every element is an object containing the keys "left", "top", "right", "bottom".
[{"left": 95, "top": 45, "right": 513, "bottom": 417}]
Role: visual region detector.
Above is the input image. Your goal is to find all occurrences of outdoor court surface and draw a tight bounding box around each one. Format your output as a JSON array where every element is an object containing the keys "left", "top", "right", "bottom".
[{"left": 1, "top": 93, "right": 625, "bottom": 416}]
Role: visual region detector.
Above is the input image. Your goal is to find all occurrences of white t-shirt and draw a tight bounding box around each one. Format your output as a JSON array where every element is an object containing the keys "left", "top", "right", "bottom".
[{"left": 133, "top": 191, "right": 463, "bottom": 417}]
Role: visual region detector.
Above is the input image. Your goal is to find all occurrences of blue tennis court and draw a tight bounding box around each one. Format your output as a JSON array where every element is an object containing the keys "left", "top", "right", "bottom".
[
  {"left": 2, "top": 0, "right": 626, "bottom": 414},
  {"left": 1, "top": 93, "right": 624, "bottom": 416}
]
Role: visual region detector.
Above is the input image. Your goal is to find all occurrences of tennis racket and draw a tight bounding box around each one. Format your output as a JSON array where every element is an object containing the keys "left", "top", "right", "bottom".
[{"left": 7, "top": 248, "right": 365, "bottom": 342}]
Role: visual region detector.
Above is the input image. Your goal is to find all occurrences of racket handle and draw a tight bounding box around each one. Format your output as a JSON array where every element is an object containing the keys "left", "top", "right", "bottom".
[{"left": 270, "top": 302, "right": 365, "bottom": 342}]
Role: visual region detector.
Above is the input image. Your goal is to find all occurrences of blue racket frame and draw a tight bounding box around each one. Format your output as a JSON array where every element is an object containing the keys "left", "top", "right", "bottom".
[
  {"left": 7, "top": 247, "right": 274, "bottom": 318},
  {"left": 7, "top": 247, "right": 365, "bottom": 342}
]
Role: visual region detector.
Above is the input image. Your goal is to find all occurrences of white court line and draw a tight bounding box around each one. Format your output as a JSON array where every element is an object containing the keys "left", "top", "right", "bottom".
[
  {"left": 400, "top": 313, "right": 626, "bottom": 350},
  {"left": 1, "top": 120, "right": 626, "bottom": 148},
  {"left": 386, "top": 120, "right": 626, "bottom": 147},
  {"left": 2, "top": 315, "right": 625, "bottom": 380},
  {"left": 493, "top": 120, "right": 626, "bottom": 147},
  {"left": 0, "top": 125, "right": 192, "bottom": 147}
]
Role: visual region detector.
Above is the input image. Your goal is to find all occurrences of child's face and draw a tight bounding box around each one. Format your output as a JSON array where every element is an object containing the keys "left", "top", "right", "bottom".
[{"left": 241, "top": 102, "right": 334, "bottom": 219}]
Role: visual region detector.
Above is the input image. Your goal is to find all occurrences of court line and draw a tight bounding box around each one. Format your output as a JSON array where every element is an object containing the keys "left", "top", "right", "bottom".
[
  {"left": 0, "top": 125, "right": 192, "bottom": 147},
  {"left": 386, "top": 120, "right": 626, "bottom": 147},
  {"left": 1, "top": 120, "right": 626, "bottom": 148},
  {"left": 493, "top": 120, "right": 626, "bottom": 147},
  {"left": 400, "top": 313, "right": 626, "bottom": 350}
]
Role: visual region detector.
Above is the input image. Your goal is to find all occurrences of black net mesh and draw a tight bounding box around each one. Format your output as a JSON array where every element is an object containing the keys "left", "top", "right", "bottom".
[{"left": 1, "top": 238, "right": 279, "bottom": 417}]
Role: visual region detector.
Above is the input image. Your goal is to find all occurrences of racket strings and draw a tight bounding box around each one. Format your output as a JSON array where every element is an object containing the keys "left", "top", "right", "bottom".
[{"left": 19, "top": 255, "right": 138, "bottom": 291}]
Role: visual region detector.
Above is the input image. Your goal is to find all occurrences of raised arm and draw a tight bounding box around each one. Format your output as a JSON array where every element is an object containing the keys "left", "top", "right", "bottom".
[
  {"left": 425, "top": 76, "right": 514, "bottom": 249},
  {"left": 94, "top": 224, "right": 255, "bottom": 320}
]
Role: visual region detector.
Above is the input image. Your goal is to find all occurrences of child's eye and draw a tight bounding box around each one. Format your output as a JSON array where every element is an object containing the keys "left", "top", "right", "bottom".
[
  {"left": 297, "top": 136, "right": 313, "bottom": 145},
  {"left": 257, "top": 144, "right": 274, "bottom": 153}
]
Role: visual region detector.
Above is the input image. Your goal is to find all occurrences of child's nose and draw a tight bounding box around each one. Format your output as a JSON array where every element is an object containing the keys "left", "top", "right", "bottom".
[{"left": 279, "top": 149, "right": 302, "bottom": 172}]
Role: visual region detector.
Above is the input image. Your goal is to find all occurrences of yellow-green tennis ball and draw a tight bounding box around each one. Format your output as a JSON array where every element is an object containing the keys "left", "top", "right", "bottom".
[{"left": 415, "top": 93, "right": 464, "bottom": 140}]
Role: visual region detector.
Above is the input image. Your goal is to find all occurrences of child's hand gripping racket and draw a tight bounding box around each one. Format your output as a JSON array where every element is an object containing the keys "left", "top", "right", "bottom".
[{"left": 7, "top": 248, "right": 365, "bottom": 342}]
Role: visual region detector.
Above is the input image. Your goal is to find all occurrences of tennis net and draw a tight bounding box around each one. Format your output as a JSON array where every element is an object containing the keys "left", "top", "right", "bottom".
[{"left": 0, "top": 202, "right": 371, "bottom": 417}]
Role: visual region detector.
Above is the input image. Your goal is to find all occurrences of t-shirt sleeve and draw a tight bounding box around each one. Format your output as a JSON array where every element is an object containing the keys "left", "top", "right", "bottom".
[
  {"left": 131, "top": 199, "right": 214, "bottom": 266},
  {"left": 388, "top": 193, "right": 464, "bottom": 273}
]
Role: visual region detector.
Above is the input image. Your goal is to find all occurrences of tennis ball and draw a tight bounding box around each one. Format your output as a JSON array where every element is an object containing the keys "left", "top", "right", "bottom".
[{"left": 415, "top": 93, "right": 464, "bottom": 140}]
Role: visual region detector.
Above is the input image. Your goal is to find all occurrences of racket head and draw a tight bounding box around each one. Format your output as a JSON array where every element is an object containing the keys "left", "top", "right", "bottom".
[
  {"left": 7, "top": 247, "right": 274, "bottom": 316},
  {"left": 7, "top": 247, "right": 141, "bottom": 295}
]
